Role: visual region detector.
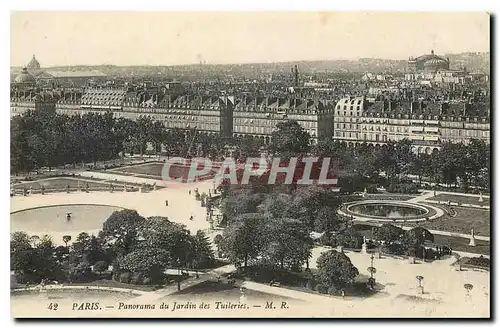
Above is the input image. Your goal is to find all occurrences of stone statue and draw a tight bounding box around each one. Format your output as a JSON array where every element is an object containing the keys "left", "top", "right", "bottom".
[
  {"left": 469, "top": 228, "right": 476, "bottom": 247},
  {"left": 363, "top": 236, "right": 367, "bottom": 245}
]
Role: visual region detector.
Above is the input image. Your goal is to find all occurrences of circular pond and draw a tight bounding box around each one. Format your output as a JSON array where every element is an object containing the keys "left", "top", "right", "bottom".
[
  {"left": 11, "top": 204, "right": 124, "bottom": 241},
  {"left": 345, "top": 201, "right": 436, "bottom": 222}
]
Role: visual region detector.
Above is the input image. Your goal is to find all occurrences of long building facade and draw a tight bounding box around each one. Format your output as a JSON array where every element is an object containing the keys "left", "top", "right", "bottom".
[
  {"left": 333, "top": 95, "right": 490, "bottom": 153},
  {"left": 10, "top": 86, "right": 334, "bottom": 144}
]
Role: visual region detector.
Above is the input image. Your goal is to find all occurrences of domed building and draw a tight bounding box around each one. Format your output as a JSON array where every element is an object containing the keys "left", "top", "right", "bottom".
[
  {"left": 408, "top": 50, "right": 450, "bottom": 72},
  {"left": 26, "top": 54, "right": 41, "bottom": 71},
  {"left": 13, "top": 67, "right": 36, "bottom": 88}
]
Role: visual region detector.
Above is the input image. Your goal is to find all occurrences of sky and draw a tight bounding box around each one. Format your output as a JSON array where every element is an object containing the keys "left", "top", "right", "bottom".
[{"left": 10, "top": 11, "right": 490, "bottom": 67}]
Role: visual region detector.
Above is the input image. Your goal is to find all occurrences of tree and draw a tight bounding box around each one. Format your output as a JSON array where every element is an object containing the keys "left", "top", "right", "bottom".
[
  {"left": 335, "top": 227, "right": 363, "bottom": 249},
  {"left": 213, "top": 234, "right": 223, "bottom": 256},
  {"left": 93, "top": 260, "right": 109, "bottom": 275},
  {"left": 315, "top": 250, "right": 359, "bottom": 289},
  {"left": 268, "top": 120, "right": 311, "bottom": 160},
  {"left": 139, "top": 216, "right": 193, "bottom": 268},
  {"left": 314, "top": 206, "right": 342, "bottom": 233},
  {"left": 220, "top": 213, "right": 265, "bottom": 270},
  {"left": 220, "top": 191, "right": 265, "bottom": 223},
  {"left": 373, "top": 224, "right": 405, "bottom": 244},
  {"left": 464, "top": 283, "right": 473, "bottom": 296},
  {"left": 260, "top": 216, "right": 312, "bottom": 270},
  {"left": 119, "top": 246, "right": 171, "bottom": 284},
  {"left": 416, "top": 275, "right": 424, "bottom": 288},
  {"left": 404, "top": 227, "right": 434, "bottom": 247},
  {"left": 102, "top": 209, "right": 146, "bottom": 255},
  {"left": 190, "top": 231, "right": 215, "bottom": 269},
  {"left": 62, "top": 235, "right": 72, "bottom": 247}
]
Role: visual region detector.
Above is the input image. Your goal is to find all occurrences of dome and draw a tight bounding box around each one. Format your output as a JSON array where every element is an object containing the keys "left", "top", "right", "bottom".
[
  {"left": 14, "top": 68, "right": 36, "bottom": 84},
  {"left": 27, "top": 55, "right": 40, "bottom": 70}
]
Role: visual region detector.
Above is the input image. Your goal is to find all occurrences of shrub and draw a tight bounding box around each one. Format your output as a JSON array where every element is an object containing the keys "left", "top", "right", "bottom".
[
  {"left": 93, "top": 261, "right": 108, "bottom": 274},
  {"left": 365, "top": 184, "right": 379, "bottom": 194},
  {"left": 118, "top": 272, "right": 132, "bottom": 284},
  {"left": 306, "top": 279, "right": 316, "bottom": 291},
  {"left": 315, "top": 284, "right": 328, "bottom": 294},
  {"left": 381, "top": 243, "right": 408, "bottom": 256},
  {"left": 466, "top": 256, "right": 490, "bottom": 268},
  {"left": 387, "top": 183, "right": 419, "bottom": 194},
  {"left": 327, "top": 286, "right": 338, "bottom": 295},
  {"left": 131, "top": 272, "right": 144, "bottom": 285}
]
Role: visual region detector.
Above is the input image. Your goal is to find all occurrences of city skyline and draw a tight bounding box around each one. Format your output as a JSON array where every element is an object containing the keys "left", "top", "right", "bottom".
[{"left": 11, "top": 12, "right": 490, "bottom": 67}]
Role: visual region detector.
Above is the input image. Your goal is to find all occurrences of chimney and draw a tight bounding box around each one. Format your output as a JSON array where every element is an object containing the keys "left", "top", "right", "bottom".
[{"left": 463, "top": 103, "right": 469, "bottom": 116}]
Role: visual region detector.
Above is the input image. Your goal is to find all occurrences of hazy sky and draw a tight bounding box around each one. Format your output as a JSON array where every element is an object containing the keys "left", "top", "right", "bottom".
[{"left": 10, "top": 11, "right": 490, "bottom": 67}]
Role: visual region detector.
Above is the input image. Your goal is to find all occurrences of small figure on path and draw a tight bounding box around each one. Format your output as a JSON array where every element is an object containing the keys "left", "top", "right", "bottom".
[
  {"left": 165, "top": 200, "right": 169, "bottom": 206},
  {"left": 189, "top": 190, "right": 191, "bottom": 195},
  {"left": 189, "top": 215, "right": 194, "bottom": 221},
  {"left": 66, "top": 212, "right": 72, "bottom": 221}
]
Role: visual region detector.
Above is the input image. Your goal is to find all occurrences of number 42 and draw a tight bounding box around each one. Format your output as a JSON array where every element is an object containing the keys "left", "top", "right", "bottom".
[{"left": 47, "top": 303, "right": 58, "bottom": 311}]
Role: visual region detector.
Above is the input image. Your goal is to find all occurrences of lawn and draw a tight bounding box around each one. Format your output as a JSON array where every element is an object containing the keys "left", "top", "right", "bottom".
[
  {"left": 13, "top": 178, "right": 117, "bottom": 190},
  {"left": 427, "top": 194, "right": 490, "bottom": 206},
  {"left": 114, "top": 162, "right": 218, "bottom": 180},
  {"left": 415, "top": 206, "right": 490, "bottom": 236},
  {"left": 68, "top": 279, "right": 157, "bottom": 292},
  {"left": 432, "top": 235, "right": 490, "bottom": 256}
]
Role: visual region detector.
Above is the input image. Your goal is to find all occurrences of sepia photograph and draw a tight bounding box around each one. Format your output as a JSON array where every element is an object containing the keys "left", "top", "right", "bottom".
[{"left": 9, "top": 10, "right": 491, "bottom": 319}]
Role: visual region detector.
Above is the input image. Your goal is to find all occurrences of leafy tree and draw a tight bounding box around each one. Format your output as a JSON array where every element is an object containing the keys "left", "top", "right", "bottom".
[
  {"left": 62, "top": 235, "right": 72, "bottom": 247},
  {"left": 220, "top": 191, "right": 265, "bottom": 223},
  {"left": 314, "top": 206, "right": 342, "bottom": 233},
  {"left": 190, "top": 231, "right": 215, "bottom": 269},
  {"left": 93, "top": 260, "right": 109, "bottom": 275},
  {"left": 373, "top": 224, "right": 405, "bottom": 244},
  {"left": 220, "top": 213, "right": 265, "bottom": 270},
  {"left": 260, "top": 216, "right": 312, "bottom": 270},
  {"left": 102, "top": 210, "right": 146, "bottom": 255},
  {"left": 315, "top": 250, "right": 359, "bottom": 289},
  {"left": 404, "top": 227, "right": 434, "bottom": 247},
  {"left": 268, "top": 120, "right": 311, "bottom": 160},
  {"left": 335, "top": 227, "right": 364, "bottom": 249},
  {"left": 119, "top": 246, "right": 171, "bottom": 284},
  {"left": 140, "top": 217, "right": 192, "bottom": 268}
]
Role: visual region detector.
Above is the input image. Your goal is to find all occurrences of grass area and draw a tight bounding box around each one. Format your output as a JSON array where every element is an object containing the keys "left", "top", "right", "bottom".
[
  {"left": 355, "top": 226, "right": 489, "bottom": 256},
  {"left": 168, "top": 280, "right": 293, "bottom": 302},
  {"left": 363, "top": 194, "right": 416, "bottom": 201},
  {"left": 433, "top": 235, "right": 490, "bottom": 255},
  {"left": 13, "top": 178, "right": 116, "bottom": 189},
  {"left": 414, "top": 206, "right": 490, "bottom": 236},
  {"left": 113, "top": 163, "right": 165, "bottom": 176},
  {"left": 66, "top": 279, "right": 157, "bottom": 292},
  {"left": 427, "top": 194, "right": 490, "bottom": 206},
  {"left": 114, "top": 162, "right": 217, "bottom": 180}
]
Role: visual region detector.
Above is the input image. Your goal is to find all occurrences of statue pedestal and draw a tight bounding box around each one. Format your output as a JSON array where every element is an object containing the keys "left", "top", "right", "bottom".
[
  {"left": 417, "top": 286, "right": 424, "bottom": 295},
  {"left": 153, "top": 185, "right": 157, "bottom": 191},
  {"left": 469, "top": 236, "right": 476, "bottom": 247},
  {"left": 478, "top": 194, "right": 484, "bottom": 203},
  {"left": 408, "top": 256, "right": 415, "bottom": 264}
]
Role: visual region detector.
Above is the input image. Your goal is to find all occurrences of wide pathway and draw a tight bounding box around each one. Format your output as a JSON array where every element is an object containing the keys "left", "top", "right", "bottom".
[
  {"left": 11, "top": 179, "right": 215, "bottom": 243},
  {"left": 131, "top": 264, "right": 236, "bottom": 303}
]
